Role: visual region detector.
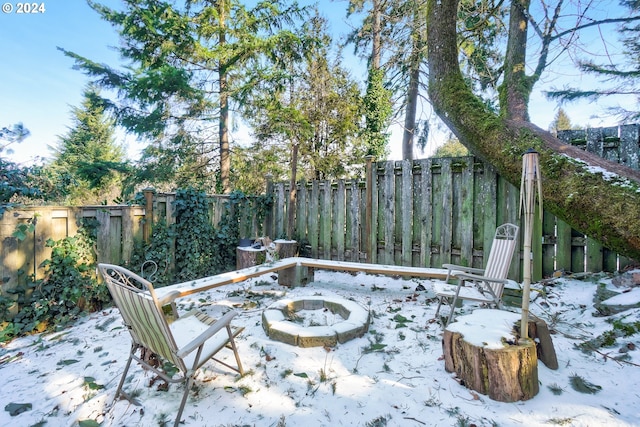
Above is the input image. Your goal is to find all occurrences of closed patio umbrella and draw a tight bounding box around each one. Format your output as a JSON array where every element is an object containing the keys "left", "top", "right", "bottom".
[{"left": 519, "top": 149, "right": 542, "bottom": 341}]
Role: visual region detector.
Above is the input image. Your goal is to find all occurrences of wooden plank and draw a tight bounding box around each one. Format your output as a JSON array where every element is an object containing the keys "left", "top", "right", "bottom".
[
  {"left": 368, "top": 162, "right": 379, "bottom": 263},
  {"left": 541, "top": 211, "right": 556, "bottom": 278},
  {"left": 586, "top": 237, "right": 603, "bottom": 273},
  {"left": 382, "top": 162, "right": 395, "bottom": 264},
  {"left": 109, "top": 214, "right": 122, "bottom": 264},
  {"left": 401, "top": 160, "right": 413, "bottom": 266},
  {"left": 309, "top": 181, "right": 320, "bottom": 259},
  {"left": 602, "top": 247, "right": 618, "bottom": 272},
  {"left": 418, "top": 159, "right": 433, "bottom": 268},
  {"left": 430, "top": 160, "right": 444, "bottom": 267},
  {"left": 587, "top": 127, "right": 604, "bottom": 157},
  {"left": 459, "top": 157, "right": 474, "bottom": 267},
  {"left": 0, "top": 212, "right": 26, "bottom": 289},
  {"left": 347, "top": 180, "right": 361, "bottom": 262},
  {"left": 51, "top": 213, "right": 68, "bottom": 241},
  {"left": 320, "top": 180, "right": 332, "bottom": 259},
  {"left": 121, "top": 206, "right": 135, "bottom": 264},
  {"left": 296, "top": 181, "right": 308, "bottom": 241},
  {"left": 96, "top": 210, "right": 111, "bottom": 265},
  {"left": 532, "top": 203, "right": 543, "bottom": 282},
  {"left": 153, "top": 256, "right": 449, "bottom": 301},
  {"left": 333, "top": 180, "right": 346, "bottom": 261},
  {"left": 34, "top": 209, "right": 53, "bottom": 281},
  {"left": 571, "top": 231, "right": 586, "bottom": 273},
  {"left": 480, "top": 163, "right": 498, "bottom": 269},
  {"left": 619, "top": 124, "right": 639, "bottom": 169},
  {"left": 68, "top": 207, "right": 81, "bottom": 237},
  {"left": 555, "top": 219, "right": 572, "bottom": 272},
  {"left": 164, "top": 193, "right": 175, "bottom": 225},
  {"left": 440, "top": 159, "right": 454, "bottom": 266}
]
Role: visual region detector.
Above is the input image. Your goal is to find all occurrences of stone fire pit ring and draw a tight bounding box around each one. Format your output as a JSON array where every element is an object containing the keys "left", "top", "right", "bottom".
[{"left": 262, "top": 296, "right": 371, "bottom": 348}]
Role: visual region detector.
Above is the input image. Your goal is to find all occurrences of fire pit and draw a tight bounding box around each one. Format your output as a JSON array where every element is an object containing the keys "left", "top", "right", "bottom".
[{"left": 262, "top": 296, "right": 370, "bottom": 347}]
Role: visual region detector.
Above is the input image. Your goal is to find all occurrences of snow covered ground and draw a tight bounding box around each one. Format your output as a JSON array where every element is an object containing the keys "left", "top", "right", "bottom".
[{"left": 1, "top": 269, "right": 639, "bottom": 427}]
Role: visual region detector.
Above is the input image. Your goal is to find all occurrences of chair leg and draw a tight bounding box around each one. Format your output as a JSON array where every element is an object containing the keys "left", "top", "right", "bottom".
[
  {"left": 227, "top": 325, "right": 244, "bottom": 375},
  {"left": 434, "top": 296, "right": 444, "bottom": 317},
  {"left": 174, "top": 376, "right": 194, "bottom": 427},
  {"left": 113, "top": 349, "right": 136, "bottom": 405},
  {"left": 445, "top": 296, "right": 459, "bottom": 326}
]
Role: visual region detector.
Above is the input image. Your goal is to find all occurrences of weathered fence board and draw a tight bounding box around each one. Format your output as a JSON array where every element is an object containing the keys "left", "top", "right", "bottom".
[
  {"left": 263, "top": 124, "right": 638, "bottom": 281},
  {"left": 1, "top": 125, "right": 638, "bottom": 291}
]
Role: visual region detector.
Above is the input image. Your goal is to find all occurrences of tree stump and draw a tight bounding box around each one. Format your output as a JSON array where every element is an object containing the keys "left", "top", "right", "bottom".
[
  {"left": 273, "top": 240, "right": 307, "bottom": 287},
  {"left": 236, "top": 246, "right": 266, "bottom": 269},
  {"left": 274, "top": 239, "right": 298, "bottom": 259},
  {"left": 442, "top": 309, "right": 539, "bottom": 402}
]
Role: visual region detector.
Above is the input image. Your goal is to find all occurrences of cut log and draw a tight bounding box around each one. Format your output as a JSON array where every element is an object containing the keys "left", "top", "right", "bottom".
[
  {"left": 274, "top": 239, "right": 299, "bottom": 259},
  {"left": 236, "top": 247, "right": 266, "bottom": 270},
  {"left": 442, "top": 310, "right": 539, "bottom": 402}
]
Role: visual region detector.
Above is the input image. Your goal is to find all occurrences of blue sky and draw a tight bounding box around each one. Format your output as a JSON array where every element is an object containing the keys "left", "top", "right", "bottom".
[
  {"left": 0, "top": 0, "right": 125, "bottom": 163},
  {"left": 0, "top": 0, "right": 630, "bottom": 165}
]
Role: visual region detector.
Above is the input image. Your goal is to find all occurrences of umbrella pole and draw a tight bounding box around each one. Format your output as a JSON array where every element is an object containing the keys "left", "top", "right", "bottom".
[{"left": 520, "top": 150, "right": 541, "bottom": 342}]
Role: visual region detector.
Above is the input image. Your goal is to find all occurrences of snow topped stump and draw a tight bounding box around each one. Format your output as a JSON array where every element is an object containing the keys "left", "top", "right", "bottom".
[
  {"left": 262, "top": 296, "right": 370, "bottom": 347},
  {"left": 442, "top": 309, "right": 539, "bottom": 402}
]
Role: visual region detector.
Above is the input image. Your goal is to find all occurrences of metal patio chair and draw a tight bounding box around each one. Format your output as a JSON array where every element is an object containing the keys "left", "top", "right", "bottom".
[
  {"left": 97, "top": 263, "right": 244, "bottom": 427},
  {"left": 433, "top": 223, "right": 519, "bottom": 325}
]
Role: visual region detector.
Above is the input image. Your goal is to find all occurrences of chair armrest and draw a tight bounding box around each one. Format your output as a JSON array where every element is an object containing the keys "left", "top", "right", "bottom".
[
  {"left": 176, "top": 310, "right": 238, "bottom": 358},
  {"left": 442, "top": 263, "right": 486, "bottom": 276},
  {"left": 157, "top": 290, "right": 182, "bottom": 307},
  {"left": 454, "top": 271, "right": 510, "bottom": 284}
]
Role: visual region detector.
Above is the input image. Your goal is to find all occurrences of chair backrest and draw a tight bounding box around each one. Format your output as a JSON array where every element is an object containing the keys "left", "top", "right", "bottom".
[
  {"left": 97, "top": 263, "right": 186, "bottom": 372},
  {"left": 482, "top": 223, "right": 519, "bottom": 294}
]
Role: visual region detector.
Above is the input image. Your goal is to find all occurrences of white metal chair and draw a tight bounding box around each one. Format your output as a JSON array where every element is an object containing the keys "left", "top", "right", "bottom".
[
  {"left": 97, "top": 263, "right": 244, "bottom": 427},
  {"left": 433, "top": 223, "right": 519, "bottom": 325}
]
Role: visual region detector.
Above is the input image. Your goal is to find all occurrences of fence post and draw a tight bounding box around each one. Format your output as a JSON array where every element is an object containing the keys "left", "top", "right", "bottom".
[
  {"left": 265, "top": 173, "right": 273, "bottom": 239},
  {"left": 365, "top": 155, "right": 375, "bottom": 262},
  {"left": 143, "top": 187, "right": 155, "bottom": 244}
]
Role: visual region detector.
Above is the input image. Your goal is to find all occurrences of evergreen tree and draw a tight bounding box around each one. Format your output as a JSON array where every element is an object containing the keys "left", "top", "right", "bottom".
[
  {"left": 48, "top": 85, "right": 126, "bottom": 205},
  {"left": 61, "top": 0, "right": 310, "bottom": 194},
  {"left": 0, "top": 124, "right": 42, "bottom": 214},
  {"left": 244, "top": 12, "right": 365, "bottom": 183},
  {"left": 347, "top": 0, "right": 392, "bottom": 160},
  {"left": 549, "top": 107, "right": 573, "bottom": 136}
]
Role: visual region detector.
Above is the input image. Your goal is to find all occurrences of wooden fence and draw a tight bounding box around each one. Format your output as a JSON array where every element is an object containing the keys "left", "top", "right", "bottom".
[
  {"left": 1, "top": 125, "right": 638, "bottom": 293},
  {"left": 0, "top": 205, "right": 145, "bottom": 289},
  {"left": 265, "top": 124, "right": 640, "bottom": 281},
  {"left": 0, "top": 193, "right": 230, "bottom": 291}
]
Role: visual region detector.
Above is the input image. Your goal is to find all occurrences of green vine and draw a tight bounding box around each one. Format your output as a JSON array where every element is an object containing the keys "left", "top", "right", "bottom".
[
  {"left": 130, "top": 217, "right": 176, "bottom": 287},
  {"left": 129, "top": 188, "right": 273, "bottom": 284},
  {"left": 1, "top": 222, "right": 108, "bottom": 342},
  {"left": 173, "top": 187, "right": 217, "bottom": 282}
]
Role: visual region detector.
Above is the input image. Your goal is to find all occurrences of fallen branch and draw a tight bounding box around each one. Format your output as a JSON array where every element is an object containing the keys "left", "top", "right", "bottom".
[{"left": 592, "top": 348, "right": 640, "bottom": 367}]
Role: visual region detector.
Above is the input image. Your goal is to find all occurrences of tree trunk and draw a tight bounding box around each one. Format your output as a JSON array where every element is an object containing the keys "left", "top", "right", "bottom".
[
  {"left": 219, "top": 2, "right": 231, "bottom": 194},
  {"left": 402, "top": 8, "right": 423, "bottom": 161},
  {"left": 288, "top": 143, "right": 298, "bottom": 240},
  {"left": 426, "top": 0, "right": 640, "bottom": 260},
  {"left": 499, "top": 0, "right": 532, "bottom": 121},
  {"left": 371, "top": 0, "right": 382, "bottom": 69}
]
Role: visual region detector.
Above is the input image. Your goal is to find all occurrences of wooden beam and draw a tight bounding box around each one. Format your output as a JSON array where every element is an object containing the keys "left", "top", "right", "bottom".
[{"left": 153, "top": 257, "right": 449, "bottom": 303}]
